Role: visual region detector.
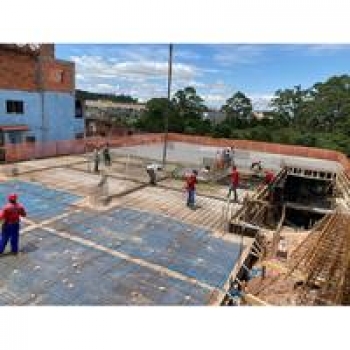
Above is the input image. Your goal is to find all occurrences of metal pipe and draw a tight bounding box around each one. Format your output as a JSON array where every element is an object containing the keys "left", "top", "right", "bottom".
[{"left": 162, "top": 44, "right": 173, "bottom": 168}]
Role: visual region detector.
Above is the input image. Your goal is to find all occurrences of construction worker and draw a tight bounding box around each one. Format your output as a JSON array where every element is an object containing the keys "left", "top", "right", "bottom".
[
  {"left": 264, "top": 170, "right": 275, "bottom": 202},
  {"left": 228, "top": 165, "right": 239, "bottom": 202},
  {"left": 215, "top": 149, "right": 223, "bottom": 169},
  {"left": 251, "top": 160, "right": 262, "bottom": 172},
  {"left": 146, "top": 163, "right": 162, "bottom": 185},
  {"left": 102, "top": 143, "right": 111, "bottom": 166},
  {"left": 230, "top": 146, "right": 236, "bottom": 166},
  {"left": 224, "top": 148, "right": 231, "bottom": 168},
  {"left": 185, "top": 170, "right": 198, "bottom": 208},
  {"left": 264, "top": 170, "right": 275, "bottom": 186},
  {"left": 93, "top": 148, "right": 100, "bottom": 173},
  {"left": 0, "top": 193, "right": 27, "bottom": 255}
]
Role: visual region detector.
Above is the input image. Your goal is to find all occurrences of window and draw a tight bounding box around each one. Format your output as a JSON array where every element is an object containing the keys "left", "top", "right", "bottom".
[
  {"left": 26, "top": 136, "right": 36, "bottom": 143},
  {"left": 54, "top": 70, "right": 65, "bottom": 83},
  {"left": 75, "top": 100, "right": 83, "bottom": 118},
  {"left": 7, "top": 131, "right": 22, "bottom": 144},
  {"left": 6, "top": 100, "right": 24, "bottom": 114}
]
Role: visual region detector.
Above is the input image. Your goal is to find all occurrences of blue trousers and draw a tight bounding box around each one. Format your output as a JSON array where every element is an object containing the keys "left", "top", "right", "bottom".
[
  {"left": 187, "top": 189, "right": 195, "bottom": 207},
  {"left": 0, "top": 222, "right": 20, "bottom": 254}
]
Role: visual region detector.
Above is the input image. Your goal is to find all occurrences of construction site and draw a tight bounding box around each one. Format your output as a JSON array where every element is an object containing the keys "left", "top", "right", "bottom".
[{"left": 0, "top": 133, "right": 349, "bottom": 306}]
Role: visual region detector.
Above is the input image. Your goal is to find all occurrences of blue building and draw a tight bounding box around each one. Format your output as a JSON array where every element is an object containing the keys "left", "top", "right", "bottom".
[{"left": 0, "top": 44, "right": 84, "bottom": 156}]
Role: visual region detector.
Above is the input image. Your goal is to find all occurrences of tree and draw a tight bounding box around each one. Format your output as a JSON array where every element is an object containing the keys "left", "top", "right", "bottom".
[
  {"left": 270, "top": 85, "right": 305, "bottom": 125},
  {"left": 307, "top": 75, "right": 350, "bottom": 132},
  {"left": 221, "top": 91, "right": 253, "bottom": 125},
  {"left": 173, "top": 86, "right": 207, "bottom": 120},
  {"left": 136, "top": 98, "right": 170, "bottom": 132}
]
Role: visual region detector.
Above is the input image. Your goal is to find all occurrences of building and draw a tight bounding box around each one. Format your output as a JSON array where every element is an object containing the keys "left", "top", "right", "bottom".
[
  {"left": 251, "top": 110, "right": 274, "bottom": 121},
  {"left": 84, "top": 99, "right": 146, "bottom": 136},
  {"left": 203, "top": 109, "right": 226, "bottom": 124},
  {"left": 0, "top": 44, "right": 84, "bottom": 148}
]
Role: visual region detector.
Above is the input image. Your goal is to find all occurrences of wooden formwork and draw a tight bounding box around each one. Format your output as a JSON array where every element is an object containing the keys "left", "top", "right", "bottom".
[
  {"left": 229, "top": 167, "right": 288, "bottom": 232},
  {"left": 286, "top": 212, "right": 350, "bottom": 305}
]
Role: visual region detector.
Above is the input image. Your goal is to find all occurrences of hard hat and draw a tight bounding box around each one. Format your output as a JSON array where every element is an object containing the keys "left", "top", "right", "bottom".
[{"left": 8, "top": 193, "right": 18, "bottom": 202}]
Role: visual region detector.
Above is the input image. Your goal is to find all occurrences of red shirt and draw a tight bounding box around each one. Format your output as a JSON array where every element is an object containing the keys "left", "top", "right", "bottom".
[
  {"left": 265, "top": 171, "right": 274, "bottom": 184},
  {"left": 231, "top": 169, "right": 239, "bottom": 186},
  {"left": 186, "top": 174, "right": 197, "bottom": 190},
  {"left": 0, "top": 202, "right": 26, "bottom": 224}
]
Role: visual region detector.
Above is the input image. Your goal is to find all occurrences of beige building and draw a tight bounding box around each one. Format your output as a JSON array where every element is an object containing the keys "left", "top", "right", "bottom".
[{"left": 84, "top": 100, "right": 146, "bottom": 136}]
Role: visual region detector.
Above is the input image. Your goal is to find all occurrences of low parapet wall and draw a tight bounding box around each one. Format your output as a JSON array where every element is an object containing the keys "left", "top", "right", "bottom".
[{"left": 2, "top": 132, "right": 349, "bottom": 174}]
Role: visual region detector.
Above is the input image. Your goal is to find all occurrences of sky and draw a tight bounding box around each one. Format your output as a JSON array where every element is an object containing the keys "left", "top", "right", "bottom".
[{"left": 56, "top": 44, "right": 350, "bottom": 110}]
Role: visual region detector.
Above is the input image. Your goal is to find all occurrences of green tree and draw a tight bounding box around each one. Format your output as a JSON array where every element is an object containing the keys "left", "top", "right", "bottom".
[
  {"left": 307, "top": 75, "right": 350, "bottom": 132},
  {"left": 173, "top": 86, "right": 207, "bottom": 119},
  {"left": 270, "top": 85, "right": 305, "bottom": 125},
  {"left": 136, "top": 97, "right": 186, "bottom": 133},
  {"left": 221, "top": 91, "right": 253, "bottom": 125}
]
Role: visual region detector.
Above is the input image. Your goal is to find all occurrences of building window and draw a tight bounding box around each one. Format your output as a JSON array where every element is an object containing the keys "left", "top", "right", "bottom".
[
  {"left": 26, "top": 136, "right": 36, "bottom": 143},
  {"left": 75, "top": 100, "right": 83, "bottom": 118},
  {"left": 6, "top": 100, "right": 24, "bottom": 114},
  {"left": 7, "top": 131, "right": 23, "bottom": 144},
  {"left": 54, "top": 70, "right": 65, "bottom": 83}
]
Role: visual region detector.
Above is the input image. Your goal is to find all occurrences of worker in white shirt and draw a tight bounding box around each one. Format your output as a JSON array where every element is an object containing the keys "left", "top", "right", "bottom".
[{"left": 146, "top": 163, "right": 162, "bottom": 185}]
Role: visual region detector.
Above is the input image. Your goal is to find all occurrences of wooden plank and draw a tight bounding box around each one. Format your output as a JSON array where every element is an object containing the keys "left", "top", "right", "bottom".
[{"left": 243, "top": 293, "right": 270, "bottom": 306}]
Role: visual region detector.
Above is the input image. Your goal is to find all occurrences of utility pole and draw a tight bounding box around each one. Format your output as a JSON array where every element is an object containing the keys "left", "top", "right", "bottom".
[{"left": 162, "top": 43, "right": 173, "bottom": 168}]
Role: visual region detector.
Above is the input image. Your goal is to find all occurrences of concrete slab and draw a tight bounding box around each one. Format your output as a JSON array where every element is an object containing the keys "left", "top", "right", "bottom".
[
  {"left": 50, "top": 207, "right": 243, "bottom": 289},
  {"left": 0, "top": 228, "right": 215, "bottom": 305},
  {"left": 114, "top": 186, "right": 242, "bottom": 234},
  {"left": 113, "top": 142, "right": 341, "bottom": 172},
  {"left": 1, "top": 155, "right": 86, "bottom": 175},
  {"left": 19, "top": 167, "right": 141, "bottom": 197},
  {"left": 0, "top": 179, "right": 81, "bottom": 222},
  {"left": 0, "top": 175, "right": 243, "bottom": 305},
  {"left": 70, "top": 159, "right": 153, "bottom": 183}
]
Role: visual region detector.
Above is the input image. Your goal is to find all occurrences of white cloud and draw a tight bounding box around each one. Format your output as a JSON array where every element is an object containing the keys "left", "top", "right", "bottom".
[
  {"left": 71, "top": 55, "right": 200, "bottom": 81},
  {"left": 247, "top": 93, "right": 274, "bottom": 110},
  {"left": 71, "top": 53, "right": 203, "bottom": 101},
  {"left": 304, "top": 44, "right": 350, "bottom": 55},
  {"left": 95, "top": 83, "right": 116, "bottom": 92},
  {"left": 212, "top": 45, "right": 265, "bottom": 66},
  {"left": 280, "top": 44, "right": 350, "bottom": 56}
]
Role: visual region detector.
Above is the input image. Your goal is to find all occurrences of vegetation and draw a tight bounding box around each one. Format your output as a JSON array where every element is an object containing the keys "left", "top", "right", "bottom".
[{"left": 84, "top": 74, "right": 350, "bottom": 155}]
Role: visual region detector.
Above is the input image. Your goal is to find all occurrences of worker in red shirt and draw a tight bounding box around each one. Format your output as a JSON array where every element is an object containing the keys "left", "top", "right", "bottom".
[
  {"left": 0, "top": 193, "right": 27, "bottom": 255},
  {"left": 228, "top": 165, "right": 239, "bottom": 202},
  {"left": 264, "top": 170, "right": 275, "bottom": 185},
  {"left": 185, "top": 170, "right": 198, "bottom": 208},
  {"left": 264, "top": 170, "right": 275, "bottom": 202}
]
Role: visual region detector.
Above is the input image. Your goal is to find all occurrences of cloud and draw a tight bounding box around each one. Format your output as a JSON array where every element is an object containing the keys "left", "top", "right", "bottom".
[
  {"left": 202, "top": 94, "right": 227, "bottom": 106},
  {"left": 212, "top": 45, "right": 265, "bottom": 66},
  {"left": 71, "top": 55, "right": 200, "bottom": 81},
  {"left": 95, "top": 83, "right": 116, "bottom": 93},
  {"left": 247, "top": 93, "right": 274, "bottom": 110},
  {"left": 279, "top": 44, "right": 350, "bottom": 56},
  {"left": 304, "top": 44, "right": 350, "bottom": 55}
]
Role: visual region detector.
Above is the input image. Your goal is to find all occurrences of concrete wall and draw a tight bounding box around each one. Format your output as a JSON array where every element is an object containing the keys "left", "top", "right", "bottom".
[
  {"left": 0, "top": 89, "right": 84, "bottom": 141},
  {"left": 43, "top": 92, "right": 84, "bottom": 141}
]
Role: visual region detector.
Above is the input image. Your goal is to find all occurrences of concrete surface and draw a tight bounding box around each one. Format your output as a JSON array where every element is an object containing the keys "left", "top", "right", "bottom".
[
  {"left": 0, "top": 176, "right": 243, "bottom": 305},
  {"left": 113, "top": 142, "right": 341, "bottom": 172}
]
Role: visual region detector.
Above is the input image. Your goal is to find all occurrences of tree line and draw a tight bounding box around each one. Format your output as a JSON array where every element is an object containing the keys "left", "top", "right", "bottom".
[
  {"left": 79, "top": 74, "right": 350, "bottom": 155},
  {"left": 135, "top": 75, "right": 350, "bottom": 155}
]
